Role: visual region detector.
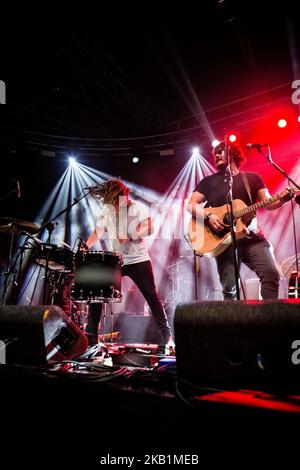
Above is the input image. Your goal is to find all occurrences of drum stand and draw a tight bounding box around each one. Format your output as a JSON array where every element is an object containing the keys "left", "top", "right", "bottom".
[
  {"left": 100, "top": 302, "right": 114, "bottom": 342},
  {"left": 99, "top": 287, "right": 122, "bottom": 345}
]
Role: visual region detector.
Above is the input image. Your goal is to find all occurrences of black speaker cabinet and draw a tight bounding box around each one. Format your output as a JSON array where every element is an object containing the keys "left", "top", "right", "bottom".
[
  {"left": 174, "top": 300, "right": 300, "bottom": 386},
  {"left": 0, "top": 305, "right": 88, "bottom": 365}
]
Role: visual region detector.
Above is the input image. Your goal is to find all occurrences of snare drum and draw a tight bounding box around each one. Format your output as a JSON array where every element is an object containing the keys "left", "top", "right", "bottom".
[
  {"left": 34, "top": 243, "right": 74, "bottom": 272},
  {"left": 72, "top": 251, "right": 123, "bottom": 303}
]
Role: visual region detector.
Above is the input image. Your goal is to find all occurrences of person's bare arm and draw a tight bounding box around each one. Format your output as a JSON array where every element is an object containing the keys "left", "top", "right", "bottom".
[
  {"left": 257, "top": 187, "right": 294, "bottom": 210},
  {"left": 136, "top": 217, "right": 154, "bottom": 238},
  {"left": 187, "top": 191, "right": 225, "bottom": 232},
  {"left": 85, "top": 227, "right": 104, "bottom": 249}
]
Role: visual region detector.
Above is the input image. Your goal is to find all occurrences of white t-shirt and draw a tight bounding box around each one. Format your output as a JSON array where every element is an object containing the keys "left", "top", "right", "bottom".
[{"left": 95, "top": 200, "right": 151, "bottom": 265}]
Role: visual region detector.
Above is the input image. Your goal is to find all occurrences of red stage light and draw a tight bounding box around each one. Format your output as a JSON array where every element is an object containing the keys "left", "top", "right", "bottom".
[
  {"left": 228, "top": 134, "right": 237, "bottom": 143},
  {"left": 277, "top": 118, "right": 287, "bottom": 128}
]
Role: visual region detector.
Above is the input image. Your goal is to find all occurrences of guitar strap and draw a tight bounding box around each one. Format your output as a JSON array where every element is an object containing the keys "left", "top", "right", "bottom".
[
  {"left": 240, "top": 171, "right": 260, "bottom": 234},
  {"left": 240, "top": 171, "right": 253, "bottom": 204}
]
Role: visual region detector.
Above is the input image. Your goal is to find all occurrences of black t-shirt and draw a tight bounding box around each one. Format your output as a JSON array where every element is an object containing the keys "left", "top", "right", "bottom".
[{"left": 194, "top": 171, "right": 266, "bottom": 208}]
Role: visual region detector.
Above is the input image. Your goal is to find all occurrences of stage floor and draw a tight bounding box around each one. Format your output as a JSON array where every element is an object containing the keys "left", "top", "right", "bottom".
[{"left": 1, "top": 342, "right": 300, "bottom": 457}]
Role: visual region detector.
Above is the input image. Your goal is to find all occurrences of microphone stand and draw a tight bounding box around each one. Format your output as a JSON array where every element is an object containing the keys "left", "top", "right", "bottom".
[
  {"left": 1, "top": 232, "right": 40, "bottom": 305},
  {"left": 255, "top": 146, "right": 300, "bottom": 297},
  {"left": 256, "top": 146, "right": 300, "bottom": 191},
  {"left": 0, "top": 183, "right": 21, "bottom": 304},
  {"left": 34, "top": 190, "right": 91, "bottom": 306},
  {"left": 0, "top": 185, "right": 19, "bottom": 202},
  {"left": 224, "top": 140, "right": 240, "bottom": 300}
]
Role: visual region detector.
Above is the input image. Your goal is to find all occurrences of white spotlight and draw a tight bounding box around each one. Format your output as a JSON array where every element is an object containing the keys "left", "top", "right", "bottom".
[
  {"left": 68, "top": 156, "right": 77, "bottom": 167},
  {"left": 212, "top": 139, "right": 220, "bottom": 148},
  {"left": 192, "top": 147, "right": 200, "bottom": 157},
  {"left": 132, "top": 156, "right": 139, "bottom": 163}
]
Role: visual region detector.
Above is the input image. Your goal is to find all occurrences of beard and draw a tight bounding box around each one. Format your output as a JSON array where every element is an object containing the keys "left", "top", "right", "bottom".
[{"left": 215, "top": 160, "right": 227, "bottom": 171}]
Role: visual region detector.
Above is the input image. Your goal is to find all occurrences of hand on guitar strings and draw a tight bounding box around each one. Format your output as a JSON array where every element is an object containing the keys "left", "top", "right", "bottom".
[{"left": 207, "top": 213, "right": 226, "bottom": 232}]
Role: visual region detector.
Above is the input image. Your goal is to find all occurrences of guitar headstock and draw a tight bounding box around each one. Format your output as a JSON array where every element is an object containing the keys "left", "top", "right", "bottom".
[
  {"left": 294, "top": 190, "right": 300, "bottom": 205},
  {"left": 285, "top": 186, "right": 300, "bottom": 204}
]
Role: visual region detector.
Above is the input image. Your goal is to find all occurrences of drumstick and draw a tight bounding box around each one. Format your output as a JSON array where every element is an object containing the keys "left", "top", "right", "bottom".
[{"left": 60, "top": 241, "right": 72, "bottom": 250}]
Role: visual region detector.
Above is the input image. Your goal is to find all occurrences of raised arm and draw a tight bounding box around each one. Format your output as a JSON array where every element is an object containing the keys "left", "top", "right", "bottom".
[
  {"left": 257, "top": 187, "right": 294, "bottom": 210},
  {"left": 85, "top": 226, "right": 104, "bottom": 249}
]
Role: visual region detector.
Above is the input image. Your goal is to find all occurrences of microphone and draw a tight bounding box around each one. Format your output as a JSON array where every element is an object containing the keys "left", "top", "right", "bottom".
[
  {"left": 82, "top": 185, "right": 99, "bottom": 191},
  {"left": 87, "top": 184, "right": 103, "bottom": 199},
  {"left": 246, "top": 143, "right": 268, "bottom": 149}
]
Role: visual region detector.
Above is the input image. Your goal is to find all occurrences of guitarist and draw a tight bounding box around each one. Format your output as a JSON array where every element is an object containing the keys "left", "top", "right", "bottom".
[{"left": 187, "top": 141, "right": 292, "bottom": 300}]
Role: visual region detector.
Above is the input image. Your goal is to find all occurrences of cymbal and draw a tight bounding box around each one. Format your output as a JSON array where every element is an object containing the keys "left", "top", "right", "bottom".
[{"left": 0, "top": 217, "right": 40, "bottom": 234}]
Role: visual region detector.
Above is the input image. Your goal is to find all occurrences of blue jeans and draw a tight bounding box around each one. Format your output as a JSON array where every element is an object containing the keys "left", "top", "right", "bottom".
[
  {"left": 216, "top": 233, "right": 280, "bottom": 300},
  {"left": 85, "top": 260, "right": 171, "bottom": 344}
]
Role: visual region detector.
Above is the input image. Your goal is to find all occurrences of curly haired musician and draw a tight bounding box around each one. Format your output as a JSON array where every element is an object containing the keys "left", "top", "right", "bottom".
[
  {"left": 188, "top": 141, "right": 293, "bottom": 300},
  {"left": 84, "top": 179, "right": 174, "bottom": 349}
]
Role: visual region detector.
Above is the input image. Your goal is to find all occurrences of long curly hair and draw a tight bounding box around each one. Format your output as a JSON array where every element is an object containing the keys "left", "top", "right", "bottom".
[{"left": 90, "top": 179, "right": 130, "bottom": 206}]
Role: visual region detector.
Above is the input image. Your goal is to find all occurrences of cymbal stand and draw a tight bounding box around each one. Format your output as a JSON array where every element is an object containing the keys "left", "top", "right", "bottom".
[
  {"left": 1, "top": 224, "right": 18, "bottom": 305},
  {"left": 1, "top": 232, "right": 32, "bottom": 305},
  {"left": 100, "top": 287, "right": 119, "bottom": 344},
  {"left": 42, "top": 221, "right": 55, "bottom": 305},
  {"left": 0, "top": 184, "right": 25, "bottom": 304}
]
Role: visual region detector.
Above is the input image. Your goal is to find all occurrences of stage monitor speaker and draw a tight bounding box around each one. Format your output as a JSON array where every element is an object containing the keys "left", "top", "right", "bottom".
[
  {"left": 0, "top": 305, "right": 88, "bottom": 365},
  {"left": 174, "top": 300, "right": 300, "bottom": 386}
]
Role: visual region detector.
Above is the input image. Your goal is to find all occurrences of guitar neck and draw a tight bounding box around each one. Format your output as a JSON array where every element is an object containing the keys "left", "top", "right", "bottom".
[{"left": 234, "top": 191, "right": 287, "bottom": 219}]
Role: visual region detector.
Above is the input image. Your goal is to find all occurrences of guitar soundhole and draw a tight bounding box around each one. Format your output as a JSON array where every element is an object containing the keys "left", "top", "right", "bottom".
[
  {"left": 207, "top": 220, "right": 230, "bottom": 238},
  {"left": 223, "top": 212, "right": 235, "bottom": 227},
  {"left": 209, "top": 212, "right": 234, "bottom": 238},
  {"left": 213, "top": 227, "right": 230, "bottom": 238}
]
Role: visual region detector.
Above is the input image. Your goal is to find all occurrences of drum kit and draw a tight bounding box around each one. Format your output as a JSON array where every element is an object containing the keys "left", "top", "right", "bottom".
[
  {"left": 164, "top": 254, "right": 194, "bottom": 311},
  {"left": 279, "top": 254, "right": 300, "bottom": 298},
  {"left": 0, "top": 217, "right": 123, "bottom": 337}
]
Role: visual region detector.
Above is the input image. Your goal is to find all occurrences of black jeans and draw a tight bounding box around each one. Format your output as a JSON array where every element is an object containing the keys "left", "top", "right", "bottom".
[
  {"left": 85, "top": 260, "right": 171, "bottom": 344},
  {"left": 216, "top": 233, "right": 280, "bottom": 300}
]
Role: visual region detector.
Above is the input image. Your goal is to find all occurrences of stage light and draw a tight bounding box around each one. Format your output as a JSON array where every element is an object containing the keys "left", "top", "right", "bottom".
[
  {"left": 228, "top": 134, "right": 237, "bottom": 143},
  {"left": 212, "top": 140, "right": 220, "bottom": 148},
  {"left": 132, "top": 156, "right": 139, "bottom": 163},
  {"left": 278, "top": 119, "right": 287, "bottom": 128},
  {"left": 184, "top": 197, "right": 190, "bottom": 204},
  {"left": 298, "top": 116, "right": 300, "bottom": 123},
  {"left": 68, "top": 156, "right": 77, "bottom": 167},
  {"left": 192, "top": 147, "right": 200, "bottom": 157}
]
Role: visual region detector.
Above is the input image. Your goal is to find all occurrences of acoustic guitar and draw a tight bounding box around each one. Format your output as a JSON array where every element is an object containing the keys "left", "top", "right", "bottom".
[{"left": 188, "top": 189, "right": 295, "bottom": 258}]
